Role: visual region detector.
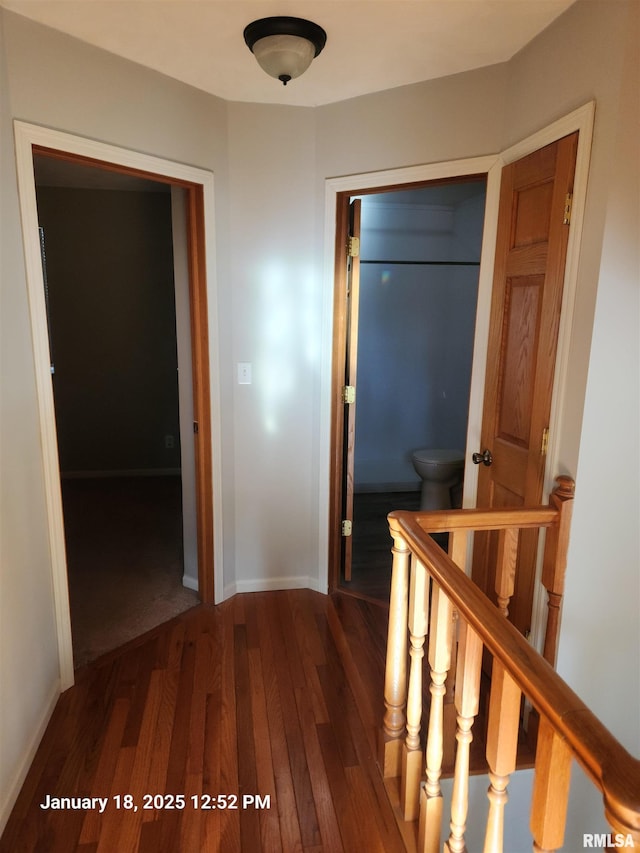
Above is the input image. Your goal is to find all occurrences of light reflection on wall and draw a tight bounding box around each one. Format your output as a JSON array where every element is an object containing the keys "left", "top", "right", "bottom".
[{"left": 256, "top": 261, "right": 319, "bottom": 435}]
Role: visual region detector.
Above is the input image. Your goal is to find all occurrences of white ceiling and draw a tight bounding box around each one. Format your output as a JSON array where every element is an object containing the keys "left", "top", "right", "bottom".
[{"left": 2, "top": 0, "right": 576, "bottom": 107}]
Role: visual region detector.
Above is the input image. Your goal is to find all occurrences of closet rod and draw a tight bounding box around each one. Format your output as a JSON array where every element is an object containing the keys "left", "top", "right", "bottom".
[{"left": 360, "top": 259, "right": 480, "bottom": 266}]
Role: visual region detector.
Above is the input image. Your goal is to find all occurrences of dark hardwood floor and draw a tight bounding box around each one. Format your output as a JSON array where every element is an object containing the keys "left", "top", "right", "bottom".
[
  {"left": 0, "top": 590, "right": 407, "bottom": 853},
  {"left": 343, "top": 490, "right": 450, "bottom": 603}
]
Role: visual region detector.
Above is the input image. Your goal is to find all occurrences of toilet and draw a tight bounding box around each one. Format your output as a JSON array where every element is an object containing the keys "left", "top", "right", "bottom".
[{"left": 411, "top": 449, "right": 465, "bottom": 511}]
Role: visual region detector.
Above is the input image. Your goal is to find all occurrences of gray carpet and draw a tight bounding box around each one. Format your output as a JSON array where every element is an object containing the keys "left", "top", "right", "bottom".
[{"left": 62, "top": 476, "right": 199, "bottom": 669}]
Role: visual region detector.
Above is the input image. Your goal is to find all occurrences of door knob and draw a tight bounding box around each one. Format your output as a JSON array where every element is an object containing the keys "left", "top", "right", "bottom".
[{"left": 472, "top": 449, "right": 493, "bottom": 466}]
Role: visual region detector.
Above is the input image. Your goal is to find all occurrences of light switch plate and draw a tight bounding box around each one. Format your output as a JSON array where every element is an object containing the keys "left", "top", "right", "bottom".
[{"left": 237, "top": 362, "right": 252, "bottom": 385}]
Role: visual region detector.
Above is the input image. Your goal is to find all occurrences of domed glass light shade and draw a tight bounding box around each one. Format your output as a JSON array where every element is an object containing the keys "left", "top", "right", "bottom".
[{"left": 243, "top": 17, "right": 327, "bottom": 85}]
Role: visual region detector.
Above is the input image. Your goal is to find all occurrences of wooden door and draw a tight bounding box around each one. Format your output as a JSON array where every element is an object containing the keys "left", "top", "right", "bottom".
[
  {"left": 471, "top": 133, "right": 578, "bottom": 636},
  {"left": 342, "top": 199, "right": 361, "bottom": 581}
]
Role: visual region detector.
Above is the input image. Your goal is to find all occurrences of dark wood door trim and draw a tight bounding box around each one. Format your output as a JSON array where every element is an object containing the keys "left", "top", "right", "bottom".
[
  {"left": 185, "top": 184, "right": 214, "bottom": 603},
  {"left": 328, "top": 177, "right": 486, "bottom": 593},
  {"left": 328, "top": 190, "right": 351, "bottom": 590}
]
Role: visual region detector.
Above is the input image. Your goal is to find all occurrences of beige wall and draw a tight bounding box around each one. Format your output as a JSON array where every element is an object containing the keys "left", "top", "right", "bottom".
[
  {"left": 36, "top": 186, "right": 181, "bottom": 474},
  {"left": 315, "top": 62, "right": 507, "bottom": 178},
  {"left": 310, "top": 6, "right": 638, "bottom": 843},
  {"left": 0, "top": 11, "right": 61, "bottom": 830},
  {"left": 0, "top": 9, "right": 232, "bottom": 829},
  {"left": 500, "top": 0, "right": 639, "bottom": 743},
  {"left": 548, "top": 0, "right": 639, "bottom": 838},
  {"left": 466, "top": 1, "right": 638, "bottom": 845},
  {"left": 2, "top": 11, "right": 227, "bottom": 168},
  {"left": 519, "top": 0, "right": 639, "bottom": 729},
  {"left": 1, "top": 0, "right": 638, "bottom": 843},
  {"left": 503, "top": 0, "right": 634, "bottom": 478},
  {"left": 226, "top": 101, "right": 319, "bottom": 593}
]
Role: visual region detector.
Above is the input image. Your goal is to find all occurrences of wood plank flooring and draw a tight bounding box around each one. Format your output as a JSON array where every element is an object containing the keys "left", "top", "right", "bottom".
[
  {"left": 0, "top": 590, "right": 407, "bottom": 853},
  {"left": 344, "top": 491, "right": 447, "bottom": 603},
  {"left": 344, "top": 491, "right": 420, "bottom": 602}
]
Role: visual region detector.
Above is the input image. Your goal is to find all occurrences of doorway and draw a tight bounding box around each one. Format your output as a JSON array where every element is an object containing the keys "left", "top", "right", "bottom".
[
  {"left": 338, "top": 180, "right": 487, "bottom": 601},
  {"left": 323, "top": 105, "right": 593, "bottom": 651},
  {"left": 34, "top": 154, "right": 199, "bottom": 667},
  {"left": 14, "top": 121, "right": 221, "bottom": 689}
]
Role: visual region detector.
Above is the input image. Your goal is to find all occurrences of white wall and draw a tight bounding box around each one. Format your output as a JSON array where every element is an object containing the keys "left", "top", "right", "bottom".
[
  {"left": 0, "top": 9, "right": 231, "bottom": 830},
  {"left": 315, "top": 63, "right": 508, "bottom": 178},
  {"left": 502, "top": 2, "right": 639, "bottom": 745},
  {"left": 312, "top": 2, "right": 639, "bottom": 846},
  {"left": 493, "top": 1, "right": 639, "bottom": 846},
  {"left": 566, "top": 2, "right": 639, "bottom": 738},
  {"left": 555, "top": 0, "right": 640, "bottom": 840},
  {"left": 225, "top": 102, "right": 320, "bottom": 594},
  {"left": 36, "top": 186, "right": 180, "bottom": 475},
  {"left": 1, "top": 0, "right": 638, "bottom": 844},
  {"left": 0, "top": 11, "right": 61, "bottom": 832}
]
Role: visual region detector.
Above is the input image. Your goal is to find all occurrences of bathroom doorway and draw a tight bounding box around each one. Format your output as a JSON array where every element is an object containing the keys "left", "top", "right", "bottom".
[{"left": 336, "top": 178, "right": 487, "bottom": 601}]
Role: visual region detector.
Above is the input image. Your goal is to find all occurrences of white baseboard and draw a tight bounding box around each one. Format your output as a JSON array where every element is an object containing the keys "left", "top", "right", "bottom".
[
  {"left": 0, "top": 679, "right": 60, "bottom": 836},
  {"left": 223, "top": 576, "right": 322, "bottom": 600},
  {"left": 182, "top": 573, "right": 199, "bottom": 592}
]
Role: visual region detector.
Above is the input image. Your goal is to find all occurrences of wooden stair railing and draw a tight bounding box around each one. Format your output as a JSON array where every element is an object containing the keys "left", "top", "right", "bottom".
[{"left": 379, "top": 477, "right": 640, "bottom": 852}]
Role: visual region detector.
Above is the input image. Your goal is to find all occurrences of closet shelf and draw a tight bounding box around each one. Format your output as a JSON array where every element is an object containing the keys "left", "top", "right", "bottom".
[{"left": 360, "top": 259, "right": 480, "bottom": 266}]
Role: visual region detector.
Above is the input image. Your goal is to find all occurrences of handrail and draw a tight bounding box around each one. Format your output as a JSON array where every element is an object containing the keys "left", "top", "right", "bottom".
[
  {"left": 392, "top": 511, "right": 640, "bottom": 838},
  {"left": 380, "top": 481, "right": 640, "bottom": 852},
  {"left": 411, "top": 505, "right": 557, "bottom": 531}
]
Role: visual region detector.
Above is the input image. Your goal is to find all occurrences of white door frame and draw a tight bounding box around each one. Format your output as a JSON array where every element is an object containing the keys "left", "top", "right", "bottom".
[
  {"left": 320, "top": 102, "right": 594, "bottom": 649},
  {"left": 13, "top": 121, "right": 224, "bottom": 690}
]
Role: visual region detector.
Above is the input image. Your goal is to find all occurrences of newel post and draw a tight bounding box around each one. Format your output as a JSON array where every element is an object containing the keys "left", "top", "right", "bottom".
[
  {"left": 380, "top": 513, "right": 410, "bottom": 779},
  {"left": 541, "top": 476, "right": 575, "bottom": 666},
  {"left": 530, "top": 715, "right": 572, "bottom": 852}
]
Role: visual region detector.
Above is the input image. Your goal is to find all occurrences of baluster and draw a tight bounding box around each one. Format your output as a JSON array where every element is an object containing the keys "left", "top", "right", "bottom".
[
  {"left": 445, "top": 620, "right": 483, "bottom": 853},
  {"left": 483, "top": 661, "right": 521, "bottom": 853},
  {"left": 444, "top": 610, "right": 458, "bottom": 716},
  {"left": 401, "top": 558, "right": 430, "bottom": 820},
  {"left": 443, "top": 613, "right": 459, "bottom": 774},
  {"left": 381, "top": 515, "right": 410, "bottom": 778},
  {"left": 445, "top": 530, "right": 468, "bottom": 705},
  {"left": 418, "top": 583, "right": 453, "bottom": 853},
  {"left": 448, "top": 529, "right": 469, "bottom": 571},
  {"left": 530, "top": 715, "right": 572, "bottom": 853},
  {"left": 495, "top": 528, "right": 519, "bottom": 618},
  {"left": 540, "top": 476, "right": 575, "bottom": 665}
]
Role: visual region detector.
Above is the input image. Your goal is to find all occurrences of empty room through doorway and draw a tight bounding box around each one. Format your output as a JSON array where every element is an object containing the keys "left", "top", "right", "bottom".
[{"left": 34, "top": 154, "right": 199, "bottom": 667}]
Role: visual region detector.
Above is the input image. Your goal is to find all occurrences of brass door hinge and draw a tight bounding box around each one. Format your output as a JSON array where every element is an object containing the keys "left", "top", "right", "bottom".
[
  {"left": 347, "top": 235, "right": 360, "bottom": 258},
  {"left": 563, "top": 192, "right": 573, "bottom": 225},
  {"left": 541, "top": 427, "right": 549, "bottom": 455},
  {"left": 342, "top": 519, "right": 352, "bottom": 537},
  {"left": 342, "top": 385, "right": 356, "bottom": 404}
]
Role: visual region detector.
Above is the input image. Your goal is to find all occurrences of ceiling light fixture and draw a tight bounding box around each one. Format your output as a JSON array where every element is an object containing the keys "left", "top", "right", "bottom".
[{"left": 243, "top": 16, "right": 327, "bottom": 86}]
